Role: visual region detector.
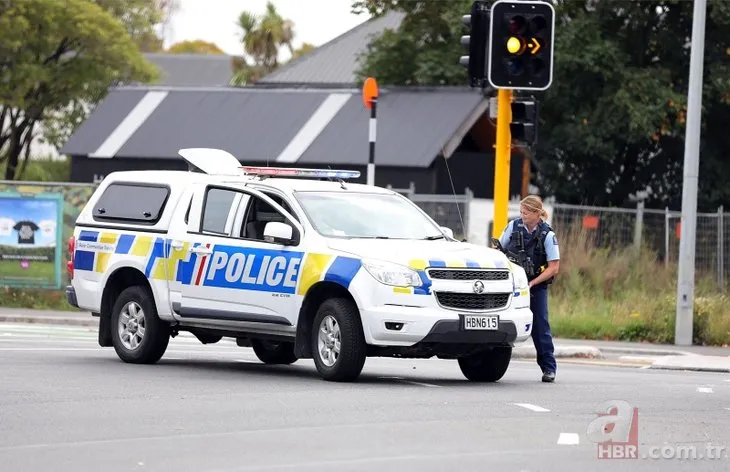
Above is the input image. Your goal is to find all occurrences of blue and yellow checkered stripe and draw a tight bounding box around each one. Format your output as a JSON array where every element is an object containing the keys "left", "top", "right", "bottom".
[
  {"left": 73, "top": 231, "right": 364, "bottom": 292},
  {"left": 74, "top": 230, "right": 161, "bottom": 275},
  {"left": 389, "top": 257, "right": 510, "bottom": 295}
]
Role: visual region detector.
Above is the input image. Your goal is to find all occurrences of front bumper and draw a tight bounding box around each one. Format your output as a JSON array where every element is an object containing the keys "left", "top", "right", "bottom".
[
  {"left": 360, "top": 303, "right": 533, "bottom": 347},
  {"left": 66, "top": 285, "right": 79, "bottom": 308}
]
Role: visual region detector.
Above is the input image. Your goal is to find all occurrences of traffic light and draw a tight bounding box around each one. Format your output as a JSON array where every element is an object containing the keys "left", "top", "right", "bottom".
[
  {"left": 510, "top": 97, "right": 539, "bottom": 146},
  {"left": 487, "top": 0, "right": 555, "bottom": 90},
  {"left": 460, "top": 1, "right": 491, "bottom": 88}
]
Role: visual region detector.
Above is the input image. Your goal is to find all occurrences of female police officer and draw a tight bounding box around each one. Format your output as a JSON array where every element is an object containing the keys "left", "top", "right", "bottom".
[{"left": 498, "top": 195, "right": 560, "bottom": 383}]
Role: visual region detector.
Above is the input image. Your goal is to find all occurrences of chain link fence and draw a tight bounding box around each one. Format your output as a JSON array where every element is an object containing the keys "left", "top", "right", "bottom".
[{"left": 550, "top": 202, "right": 729, "bottom": 289}]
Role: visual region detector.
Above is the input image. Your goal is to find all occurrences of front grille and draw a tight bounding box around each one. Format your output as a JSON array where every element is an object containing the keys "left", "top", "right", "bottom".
[
  {"left": 428, "top": 269, "right": 509, "bottom": 281},
  {"left": 435, "top": 292, "right": 511, "bottom": 311}
]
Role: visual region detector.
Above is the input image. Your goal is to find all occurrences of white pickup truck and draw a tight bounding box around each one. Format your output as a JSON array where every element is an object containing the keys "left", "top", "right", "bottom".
[{"left": 66, "top": 148, "right": 534, "bottom": 382}]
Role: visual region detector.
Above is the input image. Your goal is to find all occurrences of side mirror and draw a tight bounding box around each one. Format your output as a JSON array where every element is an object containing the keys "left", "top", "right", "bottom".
[
  {"left": 440, "top": 226, "right": 454, "bottom": 239},
  {"left": 264, "top": 221, "right": 297, "bottom": 245},
  {"left": 490, "top": 237, "right": 504, "bottom": 250}
]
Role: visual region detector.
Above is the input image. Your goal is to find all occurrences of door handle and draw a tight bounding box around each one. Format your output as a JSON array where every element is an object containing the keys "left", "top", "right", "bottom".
[
  {"left": 191, "top": 246, "right": 212, "bottom": 255},
  {"left": 170, "top": 240, "right": 184, "bottom": 250}
]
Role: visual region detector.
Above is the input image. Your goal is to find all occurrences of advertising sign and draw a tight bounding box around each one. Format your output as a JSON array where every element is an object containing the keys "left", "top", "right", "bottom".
[{"left": 0, "top": 192, "right": 63, "bottom": 289}]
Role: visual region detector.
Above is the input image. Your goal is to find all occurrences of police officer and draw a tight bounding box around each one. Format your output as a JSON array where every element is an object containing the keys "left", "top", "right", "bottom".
[{"left": 498, "top": 195, "right": 560, "bottom": 383}]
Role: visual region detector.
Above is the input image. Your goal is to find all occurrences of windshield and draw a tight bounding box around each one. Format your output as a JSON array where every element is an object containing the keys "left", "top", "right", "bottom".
[{"left": 294, "top": 191, "right": 446, "bottom": 240}]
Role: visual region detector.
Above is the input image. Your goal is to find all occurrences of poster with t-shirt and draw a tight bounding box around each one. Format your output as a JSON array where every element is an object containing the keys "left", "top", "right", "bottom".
[{"left": 0, "top": 192, "right": 63, "bottom": 289}]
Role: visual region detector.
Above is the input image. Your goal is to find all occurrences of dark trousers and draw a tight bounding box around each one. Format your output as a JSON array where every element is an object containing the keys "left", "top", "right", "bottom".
[{"left": 530, "top": 285, "right": 556, "bottom": 373}]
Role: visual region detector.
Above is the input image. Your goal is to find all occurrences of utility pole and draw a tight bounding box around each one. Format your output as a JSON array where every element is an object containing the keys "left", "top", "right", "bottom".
[{"left": 675, "top": 0, "right": 707, "bottom": 346}]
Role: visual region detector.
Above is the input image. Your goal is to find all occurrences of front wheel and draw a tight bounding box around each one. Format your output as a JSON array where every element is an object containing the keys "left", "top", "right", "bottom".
[
  {"left": 311, "top": 298, "right": 367, "bottom": 382},
  {"left": 458, "top": 345, "right": 512, "bottom": 382},
  {"left": 110, "top": 285, "right": 170, "bottom": 364},
  {"left": 251, "top": 339, "right": 298, "bottom": 365}
]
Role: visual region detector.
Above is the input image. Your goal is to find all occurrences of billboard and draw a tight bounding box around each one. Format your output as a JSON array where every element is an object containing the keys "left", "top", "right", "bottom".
[{"left": 0, "top": 192, "right": 63, "bottom": 289}]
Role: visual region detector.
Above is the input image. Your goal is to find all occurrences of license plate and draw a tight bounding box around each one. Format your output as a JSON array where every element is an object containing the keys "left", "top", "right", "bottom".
[{"left": 463, "top": 315, "right": 499, "bottom": 330}]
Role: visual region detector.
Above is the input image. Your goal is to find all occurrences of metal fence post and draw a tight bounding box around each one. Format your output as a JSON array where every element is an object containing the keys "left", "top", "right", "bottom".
[
  {"left": 634, "top": 199, "right": 644, "bottom": 250},
  {"left": 664, "top": 206, "right": 670, "bottom": 266},
  {"left": 718, "top": 205, "right": 725, "bottom": 290},
  {"left": 464, "top": 187, "right": 474, "bottom": 240}
]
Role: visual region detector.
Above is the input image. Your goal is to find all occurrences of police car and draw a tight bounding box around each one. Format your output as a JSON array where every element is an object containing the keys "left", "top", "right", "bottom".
[{"left": 66, "top": 148, "right": 534, "bottom": 382}]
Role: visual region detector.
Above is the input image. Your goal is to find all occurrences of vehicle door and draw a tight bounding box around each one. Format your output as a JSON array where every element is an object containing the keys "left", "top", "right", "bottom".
[{"left": 169, "top": 183, "right": 306, "bottom": 327}]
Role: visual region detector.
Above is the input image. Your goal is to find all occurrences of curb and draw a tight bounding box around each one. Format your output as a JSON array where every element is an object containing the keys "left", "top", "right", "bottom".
[
  {"left": 596, "top": 346, "right": 696, "bottom": 357},
  {"left": 648, "top": 355, "right": 730, "bottom": 373},
  {"left": 513, "top": 344, "right": 603, "bottom": 359}
]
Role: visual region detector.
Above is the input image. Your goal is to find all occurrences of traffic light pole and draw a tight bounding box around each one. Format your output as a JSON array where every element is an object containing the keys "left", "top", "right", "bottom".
[{"left": 492, "top": 88, "right": 512, "bottom": 239}]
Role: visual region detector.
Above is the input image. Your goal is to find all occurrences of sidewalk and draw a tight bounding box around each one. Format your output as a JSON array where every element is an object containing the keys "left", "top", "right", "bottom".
[{"left": 1, "top": 307, "right": 728, "bottom": 372}]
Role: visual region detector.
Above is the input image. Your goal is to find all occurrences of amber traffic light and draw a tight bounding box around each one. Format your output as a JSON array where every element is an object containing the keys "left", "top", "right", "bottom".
[{"left": 487, "top": 0, "right": 555, "bottom": 91}]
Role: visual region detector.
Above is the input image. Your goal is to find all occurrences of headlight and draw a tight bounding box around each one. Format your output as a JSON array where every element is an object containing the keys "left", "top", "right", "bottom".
[
  {"left": 512, "top": 265, "right": 529, "bottom": 290},
  {"left": 362, "top": 259, "right": 423, "bottom": 287}
]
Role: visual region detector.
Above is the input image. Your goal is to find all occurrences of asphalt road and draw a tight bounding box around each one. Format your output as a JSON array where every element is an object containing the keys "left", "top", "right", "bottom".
[{"left": 0, "top": 323, "right": 728, "bottom": 472}]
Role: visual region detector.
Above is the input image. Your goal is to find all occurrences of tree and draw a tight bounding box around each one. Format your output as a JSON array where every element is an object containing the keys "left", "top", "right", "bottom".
[
  {"left": 352, "top": 0, "right": 730, "bottom": 211},
  {"left": 94, "top": 0, "right": 168, "bottom": 52},
  {"left": 0, "top": 0, "right": 159, "bottom": 180},
  {"left": 167, "top": 40, "right": 225, "bottom": 54},
  {"left": 232, "top": 1, "right": 296, "bottom": 85},
  {"left": 291, "top": 42, "right": 316, "bottom": 60},
  {"left": 352, "top": 0, "right": 471, "bottom": 86}
]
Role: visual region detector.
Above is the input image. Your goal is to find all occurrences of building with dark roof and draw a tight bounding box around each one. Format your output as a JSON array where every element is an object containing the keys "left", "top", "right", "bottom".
[
  {"left": 256, "top": 11, "right": 406, "bottom": 87},
  {"left": 60, "top": 84, "right": 524, "bottom": 197},
  {"left": 59, "top": 11, "right": 529, "bottom": 200},
  {"left": 142, "top": 53, "right": 235, "bottom": 86}
]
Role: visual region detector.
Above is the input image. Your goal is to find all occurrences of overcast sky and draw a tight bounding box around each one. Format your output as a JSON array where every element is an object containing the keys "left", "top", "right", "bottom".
[{"left": 165, "top": 0, "right": 371, "bottom": 58}]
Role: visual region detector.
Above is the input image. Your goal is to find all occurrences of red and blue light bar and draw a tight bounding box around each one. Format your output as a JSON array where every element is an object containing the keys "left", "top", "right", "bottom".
[{"left": 240, "top": 166, "right": 361, "bottom": 179}]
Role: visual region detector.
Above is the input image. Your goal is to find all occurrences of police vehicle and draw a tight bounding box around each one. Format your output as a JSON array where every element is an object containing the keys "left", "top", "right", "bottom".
[{"left": 66, "top": 148, "right": 534, "bottom": 382}]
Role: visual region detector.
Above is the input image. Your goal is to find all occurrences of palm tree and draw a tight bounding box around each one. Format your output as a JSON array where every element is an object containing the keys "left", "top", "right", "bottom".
[{"left": 233, "top": 1, "right": 297, "bottom": 85}]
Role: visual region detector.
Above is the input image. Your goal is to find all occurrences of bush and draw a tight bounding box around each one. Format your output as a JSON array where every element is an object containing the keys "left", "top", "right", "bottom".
[{"left": 548, "top": 223, "right": 730, "bottom": 346}]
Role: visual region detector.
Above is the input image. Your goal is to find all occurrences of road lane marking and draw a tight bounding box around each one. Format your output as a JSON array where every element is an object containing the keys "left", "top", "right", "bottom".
[
  {"left": 557, "top": 433, "right": 580, "bottom": 445},
  {"left": 697, "top": 387, "right": 714, "bottom": 393},
  {"left": 512, "top": 403, "right": 550, "bottom": 412}
]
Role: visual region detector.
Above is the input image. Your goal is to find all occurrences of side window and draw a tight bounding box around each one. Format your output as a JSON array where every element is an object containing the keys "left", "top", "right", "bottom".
[
  {"left": 241, "top": 196, "right": 289, "bottom": 241},
  {"left": 261, "top": 192, "right": 299, "bottom": 222},
  {"left": 93, "top": 183, "right": 169, "bottom": 224},
  {"left": 201, "top": 188, "right": 238, "bottom": 234}
]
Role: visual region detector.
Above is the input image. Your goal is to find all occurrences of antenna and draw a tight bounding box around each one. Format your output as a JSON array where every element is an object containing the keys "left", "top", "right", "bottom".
[{"left": 441, "top": 154, "right": 466, "bottom": 240}]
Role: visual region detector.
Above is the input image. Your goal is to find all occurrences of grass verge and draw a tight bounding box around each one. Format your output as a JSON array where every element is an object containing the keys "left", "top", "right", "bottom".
[
  {"left": 0, "top": 287, "right": 77, "bottom": 311},
  {"left": 548, "top": 223, "right": 730, "bottom": 347}
]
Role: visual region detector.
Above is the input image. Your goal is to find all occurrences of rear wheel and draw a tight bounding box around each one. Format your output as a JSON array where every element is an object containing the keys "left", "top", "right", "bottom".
[
  {"left": 110, "top": 285, "right": 170, "bottom": 364},
  {"left": 458, "top": 345, "right": 512, "bottom": 382},
  {"left": 251, "top": 339, "right": 298, "bottom": 365},
  {"left": 311, "top": 298, "right": 367, "bottom": 382}
]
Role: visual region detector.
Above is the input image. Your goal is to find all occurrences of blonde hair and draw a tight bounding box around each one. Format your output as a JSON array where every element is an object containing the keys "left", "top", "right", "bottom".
[{"left": 521, "top": 194, "right": 549, "bottom": 220}]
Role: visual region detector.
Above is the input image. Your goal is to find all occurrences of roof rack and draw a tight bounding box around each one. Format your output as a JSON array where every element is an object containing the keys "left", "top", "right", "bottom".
[{"left": 240, "top": 166, "right": 361, "bottom": 180}]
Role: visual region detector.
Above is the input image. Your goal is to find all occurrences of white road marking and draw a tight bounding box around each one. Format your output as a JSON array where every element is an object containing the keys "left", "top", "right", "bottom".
[
  {"left": 378, "top": 376, "right": 441, "bottom": 388},
  {"left": 512, "top": 403, "right": 550, "bottom": 412},
  {"left": 697, "top": 387, "right": 714, "bottom": 393},
  {"left": 557, "top": 433, "right": 580, "bottom": 445}
]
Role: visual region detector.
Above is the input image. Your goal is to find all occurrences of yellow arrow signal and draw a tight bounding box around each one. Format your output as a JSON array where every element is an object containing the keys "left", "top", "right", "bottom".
[{"left": 528, "top": 37, "right": 541, "bottom": 55}]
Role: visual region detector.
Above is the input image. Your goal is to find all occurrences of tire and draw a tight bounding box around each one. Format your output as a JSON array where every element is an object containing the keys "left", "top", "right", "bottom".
[
  {"left": 311, "top": 298, "right": 367, "bottom": 382},
  {"left": 251, "top": 339, "right": 298, "bottom": 365},
  {"left": 110, "top": 285, "right": 170, "bottom": 364},
  {"left": 458, "top": 345, "right": 512, "bottom": 382}
]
